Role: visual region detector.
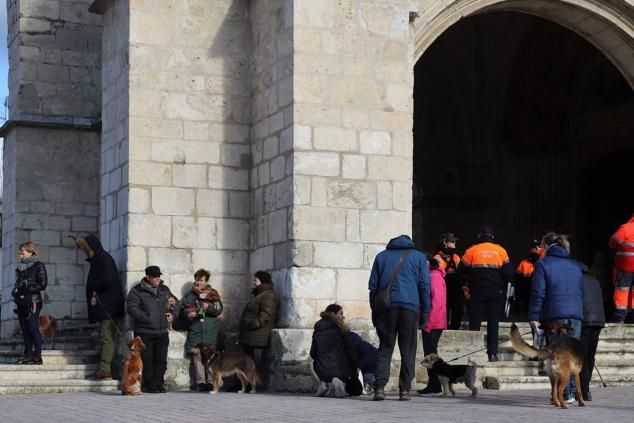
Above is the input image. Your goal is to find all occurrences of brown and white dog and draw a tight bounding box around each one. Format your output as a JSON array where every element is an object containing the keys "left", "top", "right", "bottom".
[
  {"left": 121, "top": 337, "right": 146, "bottom": 396},
  {"left": 510, "top": 322, "right": 585, "bottom": 409},
  {"left": 191, "top": 342, "right": 259, "bottom": 394},
  {"left": 420, "top": 353, "right": 478, "bottom": 398},
  {"left": 38, "top": 314, "right": 57, "bottom": 350}
]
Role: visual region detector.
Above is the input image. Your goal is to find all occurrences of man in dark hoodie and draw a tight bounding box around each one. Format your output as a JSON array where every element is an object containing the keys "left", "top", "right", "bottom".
[
  {"left": 76, "top": 235, "right": 124, "bottom": 381},
  {"left": 369, "top": 234, "right": 430, "bottom": 401},
  {"left": 127, "top": 266, "right": 178, "bottom": 393},
  {"left": 579, "top": 262, "right": 605, "bottom": 401}
]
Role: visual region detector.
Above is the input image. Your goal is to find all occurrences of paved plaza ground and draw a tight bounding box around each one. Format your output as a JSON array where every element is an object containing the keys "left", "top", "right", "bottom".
[{"left": 0, "top": 386, "right": 632, "bottom": 423}]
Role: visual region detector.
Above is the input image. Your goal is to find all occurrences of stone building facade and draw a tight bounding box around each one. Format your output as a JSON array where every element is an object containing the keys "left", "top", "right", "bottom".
[{"left": 2, "top": 0, "right": 634, "bottom": 389}]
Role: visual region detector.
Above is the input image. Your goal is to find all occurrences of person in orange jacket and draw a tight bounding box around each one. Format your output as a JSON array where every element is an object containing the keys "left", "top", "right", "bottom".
[
  {"left": 514, "top": 240, "right": 543, "bottom": 313},
  {"left": 434, "top": 233, "right": 463, "bottom": 329},
  {"left": 456, "top": 225, "right": 514, "bottom": 362},
  {"left": 609, "top": 214, "right": 634, "bottom": 323}
]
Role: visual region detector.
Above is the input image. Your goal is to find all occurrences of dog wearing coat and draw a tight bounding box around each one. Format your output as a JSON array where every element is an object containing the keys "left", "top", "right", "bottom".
[
  {"left": 121, "top": 337, "right": 146, "bottom": 396},
  {"left": 420, "top": 353, "right": 478, "bottom": 398}
]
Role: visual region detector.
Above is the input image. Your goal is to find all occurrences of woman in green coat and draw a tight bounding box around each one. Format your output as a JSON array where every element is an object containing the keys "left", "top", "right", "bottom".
[{"left": 179, "top": 269, "right": 223, "bottom": 391}]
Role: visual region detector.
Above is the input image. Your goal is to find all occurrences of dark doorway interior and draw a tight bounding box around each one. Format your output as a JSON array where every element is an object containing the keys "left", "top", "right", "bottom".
[{"left": 412, "top": 11, "right": 634, "bottom": 270}]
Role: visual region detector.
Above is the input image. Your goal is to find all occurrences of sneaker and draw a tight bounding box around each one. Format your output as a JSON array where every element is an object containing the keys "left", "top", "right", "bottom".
[
  {"left": 564, "top": 396, "right": 575, "bottom": 404},
  {"left": 417, "top": 385, "right": 442, "bottom": 396},
  {"left": 399, "top": 390, "right": 411, "bottom": 401},
  {"left": 315, "top": 381, "right": 330, "bottom": 397},
  {"left": 363, "top": 383, "right": 374, "bottom": 395},
  {"left": 87, "top": 370, "right": 112, "bottom": 381},
  {"left": 373, "top": 387, "right": 385, "bottom": 401},
  {"left": 332, "top": 377, "right": 346, "bottom": 398}
]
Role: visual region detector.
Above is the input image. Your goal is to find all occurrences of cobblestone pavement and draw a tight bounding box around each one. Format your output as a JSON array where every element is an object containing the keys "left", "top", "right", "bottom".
[{"left": 1, "top": 387, "right": 632, "bottom": 423}]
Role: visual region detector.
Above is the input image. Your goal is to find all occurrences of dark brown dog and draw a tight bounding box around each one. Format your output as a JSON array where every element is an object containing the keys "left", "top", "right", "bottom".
[
  {"left": 420, "top": 353, "right": 478, "bottom": 398},
  {"left": 510, "top": 323, "right": 585, "bottom": 409},
  {"left": 191, "top": 342, "right": 259, "bottom": 394},
  {"left": 121, "top": 337, "right": 146, "bottom": 396},
  {"left": 38, "top": 314, "right": 57, "bottom": 350}
]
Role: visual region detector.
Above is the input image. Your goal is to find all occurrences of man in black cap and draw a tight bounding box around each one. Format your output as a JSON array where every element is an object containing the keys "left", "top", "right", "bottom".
[
  {"left": 126, "top": 265, "right": 178, "bottom": 393},
  {"left": 456, "top": 226, "right": 513, "bottom": 361},
  {"left": 434, "top": 232, "right": 463, "bottom": 330}
]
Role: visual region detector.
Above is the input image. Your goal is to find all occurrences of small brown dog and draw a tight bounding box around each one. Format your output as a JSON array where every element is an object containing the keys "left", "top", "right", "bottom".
[
  {"left": 420, "top": 353, "right": 478, "bottom": 398},
  {"left": 510, "top": 322, "right": 585, "bottom": 409},
  {"left": 121, "top": 337, "right": 146, "bottom": 396},
  {"left": 166, "top": 295, "right": 178, "bottom": 330},
  {"left": 38, "top": 314, "right": 57, "bottom": 350},
  {"left": 191, "top": 342, "right": 259, "bottom": 394}
]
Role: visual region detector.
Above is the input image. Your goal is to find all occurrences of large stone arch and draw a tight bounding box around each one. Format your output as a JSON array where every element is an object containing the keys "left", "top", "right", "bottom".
[{"left": 412, "top": 0, "right": 634, "bottom": 88}]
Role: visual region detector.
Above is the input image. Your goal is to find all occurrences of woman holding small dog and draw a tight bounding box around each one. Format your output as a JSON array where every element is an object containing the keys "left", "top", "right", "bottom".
[
  {"left": 180, "top": 269, "right": 223, "bottom": 392},
  {"left": 12, "top": 242, "right": 48, "bottom": 365},
  {"left": 310, "top": 304, "right": 359, "bottom": 398}
]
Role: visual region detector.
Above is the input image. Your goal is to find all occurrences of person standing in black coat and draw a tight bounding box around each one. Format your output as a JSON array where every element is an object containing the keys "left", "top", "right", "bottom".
[
  {"left": 310, "top": 304, "right": 359, "bottom": 398},
  {"left": 76, "top": 235, "right": 124, "bottom": 380},
  {"left": 12, "top": 242, "right": 47, "bottom": 365},
  {"left": 579, "top": 262, "right": 606, "bottom": 401}
]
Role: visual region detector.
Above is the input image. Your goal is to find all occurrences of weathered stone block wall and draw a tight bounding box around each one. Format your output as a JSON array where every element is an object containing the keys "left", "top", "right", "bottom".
[
  {"left": 274, "top": 0, "right": 414, "bottom": 329},
  {"left": 121, "top": 0, "right": 253, "bottom": 327},
  {"left": 8, "top": 0, "right": 101, "bottom": 119}
]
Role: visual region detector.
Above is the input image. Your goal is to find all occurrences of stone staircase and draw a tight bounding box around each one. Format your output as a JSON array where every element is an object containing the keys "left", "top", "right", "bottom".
[
  {"left": 479, "top": 323, "right": 634, "bottom": 390},
  {"left": 0, "top": 323, "right": 119, "bottom": 395}
]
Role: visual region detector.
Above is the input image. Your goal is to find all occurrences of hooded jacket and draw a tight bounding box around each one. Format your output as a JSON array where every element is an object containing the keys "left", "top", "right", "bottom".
[
  {"left": 579, "top": 263, "right": 605, "bottom": 328},
  {"left": 609, "top": 214, "right": 634, "bottom": 272},
  {"left": 368, "top": 235, "right": 431, "bottom": 320},
  {"left": 179, "top": 285, "right": 223, "bottom": 353},
  {"left": 424, "top": 267, "right": 447, "bottom": 332},
  {"left": 528, "top": 244, "right": 584, "bottom": 322},
  {"left": 239, "top": 283, "right": 278, "bottom": 347},
  {"left": 84, "top": 235, "right": 124, "bottom": 323},
  {"left": 310, "top": 312, "right": 359, "bottom": 382}
]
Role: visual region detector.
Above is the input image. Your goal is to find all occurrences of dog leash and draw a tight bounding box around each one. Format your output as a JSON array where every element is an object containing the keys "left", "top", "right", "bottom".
[
  {"left": 94, "top": 293, "right": 125, "bottom": 339},
  {"left": 445, "top": 330, "right": 533, "bottom": 363},
  {"left": 593, "top": 363, "right": 608, "bottom": 387}
]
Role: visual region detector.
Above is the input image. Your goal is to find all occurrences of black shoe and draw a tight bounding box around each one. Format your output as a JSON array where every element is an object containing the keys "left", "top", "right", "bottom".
[
  {"left": 373, "top": 387, "right": 385, "bottom": 401},
  {"left": 204, "top": 383, "right": 213, "bottom": 391},
  {"left": 197, "top": 383, "right": 210, "bottom": 392},
  {"left": 158, "top": 386, "right": 167, "bottom": 393},
  {"left": 488, "top": 354, "right": 499, "bottom": 362},
  {"left": 399, "top": 390, "right": 411, "bottom": 401},
  {"left": 417, "top": 386, "right": 442, "bottom": 395},
  {"left": 583, "top": 391, "right": 592, "bottom": 401},
  {"left": 142, "top": 387, "right": 159, "bottom": 393}
]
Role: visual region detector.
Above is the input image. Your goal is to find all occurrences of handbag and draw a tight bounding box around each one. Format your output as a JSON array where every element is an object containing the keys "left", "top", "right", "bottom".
[{"left": 373, "top": 250, "right": 411, "bottom": 313}]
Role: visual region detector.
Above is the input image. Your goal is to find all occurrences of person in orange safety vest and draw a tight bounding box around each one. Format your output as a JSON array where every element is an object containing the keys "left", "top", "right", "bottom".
[
  {"left": 434, "top": 233, "right": 463, "bottom": 330},
  {"left": 609, "top": 214, "right": 634, "bottom": 323},
  {"left": 514, "top": 240, "right": 543, "bottom": 313}
]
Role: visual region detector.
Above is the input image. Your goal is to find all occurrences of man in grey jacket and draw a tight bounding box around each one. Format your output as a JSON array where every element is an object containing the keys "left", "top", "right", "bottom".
[{"left": 126, "top": 266, "right": 178, "bottom": 393}]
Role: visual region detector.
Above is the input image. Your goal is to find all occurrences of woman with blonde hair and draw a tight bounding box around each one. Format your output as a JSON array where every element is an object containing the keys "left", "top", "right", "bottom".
[{"left": 11, "top": 242, "right": 48, "bottom": 365}]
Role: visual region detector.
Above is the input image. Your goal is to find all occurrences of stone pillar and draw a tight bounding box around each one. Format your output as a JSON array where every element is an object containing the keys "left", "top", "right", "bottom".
[{"left": 1, "top": 0, "right": 102, "bottom": 336}]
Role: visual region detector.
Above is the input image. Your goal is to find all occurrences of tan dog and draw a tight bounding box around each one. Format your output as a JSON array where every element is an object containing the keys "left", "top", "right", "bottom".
[
  {"left": 166, "top": 295, "right": 178, "bottom": 330},
  {"left": 192, "top": 342, "right": 259, "bottom": 394},
  {"left": 121, "top": 337, "right": 146, "bottom": 396},
  {"left": 420, "top": 353, "right": 478, "bottom": 398},
  {"left": 510, "top": 323, "right": 585, "bottom": 409},
  {"left": 38, "top": 314, "right": 57, "bottom": 350}
]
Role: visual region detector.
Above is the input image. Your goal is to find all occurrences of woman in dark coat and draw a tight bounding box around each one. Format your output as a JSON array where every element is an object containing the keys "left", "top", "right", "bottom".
[
  {"left": 12, "top": 242, "right": 47, "bottom": 365},
  {"left": 180, "top": 269, "right": 223, "bottom": 391},
  {"left": 310, "top": 304, "right": 359, "bottom": 398}
]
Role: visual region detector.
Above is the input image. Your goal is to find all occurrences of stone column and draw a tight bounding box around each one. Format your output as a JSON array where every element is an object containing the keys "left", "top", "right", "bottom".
[{"left": 1, "top": 0, "right": 102, "bottom": 336}]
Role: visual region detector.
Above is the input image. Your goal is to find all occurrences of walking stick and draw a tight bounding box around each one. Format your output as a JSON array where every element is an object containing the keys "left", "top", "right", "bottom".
[{"left": 594, "top": 363, "right": 608, "bottom": 387}]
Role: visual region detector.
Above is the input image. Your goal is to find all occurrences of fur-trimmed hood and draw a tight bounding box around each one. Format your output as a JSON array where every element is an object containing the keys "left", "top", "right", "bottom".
[{"left": 315, "top": 311, "right": 350, "bottom": 334}]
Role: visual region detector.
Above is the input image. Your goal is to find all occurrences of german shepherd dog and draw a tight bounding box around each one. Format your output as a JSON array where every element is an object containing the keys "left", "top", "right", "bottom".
[
  {"left": 121, "top": 337, "right": 146, "bottom": 396},
  {"left": 510, "top": 323, "right": 585, "bottom": 409},
  {"left": 191, "top": 342, "right": 259, "bottom": 394}
]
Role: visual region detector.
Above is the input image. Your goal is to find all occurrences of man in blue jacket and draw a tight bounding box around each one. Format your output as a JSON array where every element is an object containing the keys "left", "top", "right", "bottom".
[{"left": 368, "top": 235, "right": 430, "bottom": 401}]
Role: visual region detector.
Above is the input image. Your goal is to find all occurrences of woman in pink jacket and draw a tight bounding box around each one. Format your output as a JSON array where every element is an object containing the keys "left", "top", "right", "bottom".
[{"left": 417, "top": 256, "right": 447, "bottom": 396}]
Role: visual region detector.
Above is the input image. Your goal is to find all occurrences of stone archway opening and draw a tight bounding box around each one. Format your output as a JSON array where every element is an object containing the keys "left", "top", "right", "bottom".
[{"left": 412, "top": 9, "right": 634, "bottom": 271}]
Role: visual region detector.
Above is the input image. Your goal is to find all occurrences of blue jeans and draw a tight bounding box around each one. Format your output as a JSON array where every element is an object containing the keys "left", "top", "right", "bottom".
[{"left": 549, "top": 318, "right": 581, "bottom": 398}]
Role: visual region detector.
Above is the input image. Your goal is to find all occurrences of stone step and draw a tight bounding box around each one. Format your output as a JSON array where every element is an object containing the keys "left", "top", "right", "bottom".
[
  {"left": 0, "top": 350, "right": 99, "bottom": 365},
  {"left": 486, "top": 374, "right": 634, "bottom": 390},
  {"left": 0, "top": 379, "right": 119, "bottom": 395},
  {"left": 0, "top": 337, "right": 97, "bottom": 351},
  {"left": 497, "top": 345, "right": 634, "bottom": 361},
  {"left": 0, "top": 364, "right": 98, "bottom": 380},
  {"left": 482, "top": 360, "right": 634, "bottom": 377}
]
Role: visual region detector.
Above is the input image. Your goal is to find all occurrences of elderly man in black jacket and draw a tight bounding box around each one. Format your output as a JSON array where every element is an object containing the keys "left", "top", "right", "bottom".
[
  {"left": 579, "top": 262, "right": 606, "bottom": 402},
  {"left": 76, "top": 235, "right": 124, "bottom": 381},
  {"left": 127, "top": 266, "right": 178, "bottom": 393}
]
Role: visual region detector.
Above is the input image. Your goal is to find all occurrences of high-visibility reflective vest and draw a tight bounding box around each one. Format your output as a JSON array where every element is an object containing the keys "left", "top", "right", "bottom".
[
  {"left": 609, "top": 214, "right": 634, "bottom": 272},
  {"left": 459, "top": 242, "right": 513, "bottom": 293},
  {"left": 515, "top": 259, "right": 535, "bottom": 278},
  {"left": 434, "top": 252, "right": 460, "bottom": 273}
]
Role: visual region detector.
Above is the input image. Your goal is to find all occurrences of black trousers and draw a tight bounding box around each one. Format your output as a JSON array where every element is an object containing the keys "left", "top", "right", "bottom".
[
  {"left": 468, "top": 290, "right": 505, "bottom": 355},
  {"left": 580, "top": 326, "right": 602, "bottom": 395},
  {"left": 138, "top": 332, "right": 169, "bottom": 390},
  {"left": 422, "top": 329, "right": 443, "bottom": 389},
  {"left": 446, "top": 275, "right": 464, "bottom": 330},
  {"left": 374, "top": 308, "right": 418, "bottom": 392},
  {"left": 18, "top": 303, "right": 43, "bottom": 358},
  {"left": 243, "top": 346, "right": 267, "bottom": 385}
]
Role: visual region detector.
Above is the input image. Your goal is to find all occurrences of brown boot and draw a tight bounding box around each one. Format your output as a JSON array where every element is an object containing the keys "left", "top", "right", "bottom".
[{"left": 87, "top": 369, "right": 112, "bottom": 380}]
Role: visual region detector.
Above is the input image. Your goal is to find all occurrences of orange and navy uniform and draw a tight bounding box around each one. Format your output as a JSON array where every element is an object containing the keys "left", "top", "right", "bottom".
[
  {"left": 609, "top": 214, "right": 634, "bottom": 273},
  {"left": 434, "top": 252, "right": 460, "bottom": 274},
  {"left": 456, "top": 242, "right": 514, "bottom": 299},
  {"left": 609, "top": 214, "right": 634, "bottom": 316},
  {"left": 515, "top": 259, "right": 535, "bottom": 280}
]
